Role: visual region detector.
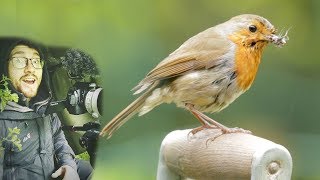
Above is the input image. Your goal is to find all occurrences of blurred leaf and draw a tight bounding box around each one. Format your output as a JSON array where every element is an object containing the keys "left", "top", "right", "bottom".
[{"left": 0, "top": 75, "right": 19, "bottom": 111}]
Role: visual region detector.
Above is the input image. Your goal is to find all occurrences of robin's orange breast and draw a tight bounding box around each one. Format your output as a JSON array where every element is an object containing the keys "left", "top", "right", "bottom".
[
  {"left": 228, "top": 35, "right": 264, "bottom": 91},
  {"left": 234, "top": 46, "right": 262, "bottom": 90}
]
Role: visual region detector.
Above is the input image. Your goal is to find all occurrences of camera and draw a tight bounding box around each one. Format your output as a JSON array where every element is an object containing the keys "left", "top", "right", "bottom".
[
  {"left": 46, "top": 48, "right": 102, "bottom": 166},
  {"left": 66, "top": 82, "right": 103, "bottom": 118},
  {"left": 47, "top": 82, "right": 102, "bottom": 165},
  {"left": 48, "top": 82, "right": 103, "bottom": 118}
]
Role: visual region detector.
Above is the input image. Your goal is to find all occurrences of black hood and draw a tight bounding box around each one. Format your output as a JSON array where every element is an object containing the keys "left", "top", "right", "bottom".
[{"left": 0, "top": 37, "right": 52, "bottom": 114}]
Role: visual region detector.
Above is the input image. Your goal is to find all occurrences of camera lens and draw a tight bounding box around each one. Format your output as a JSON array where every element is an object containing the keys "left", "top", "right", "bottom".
[
  {"left": 85, "top": 87, "right": 103, "bottom": 118},
  {"left": 97, "top": 89, "right": 103, "bottom": 116}
]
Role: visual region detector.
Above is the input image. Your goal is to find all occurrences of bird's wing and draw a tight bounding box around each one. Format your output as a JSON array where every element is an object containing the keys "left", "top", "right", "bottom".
[{"left": 132, "top": 29, "right": 231, "bottom": 94}]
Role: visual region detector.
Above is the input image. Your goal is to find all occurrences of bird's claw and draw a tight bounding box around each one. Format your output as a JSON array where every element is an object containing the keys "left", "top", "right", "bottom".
[{"left": 205, "top": 127, "right": 252, "bottom": 146}]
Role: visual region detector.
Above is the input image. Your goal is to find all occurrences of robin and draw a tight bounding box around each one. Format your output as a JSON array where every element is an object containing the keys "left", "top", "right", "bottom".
[{"left": 100, "top": 14, "right": 289, "bottom": 138}]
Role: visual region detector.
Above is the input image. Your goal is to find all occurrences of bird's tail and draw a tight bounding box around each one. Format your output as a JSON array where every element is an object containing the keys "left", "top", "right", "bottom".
[{"left": 100, "top": 82, "right": 159, "bottom": 139}]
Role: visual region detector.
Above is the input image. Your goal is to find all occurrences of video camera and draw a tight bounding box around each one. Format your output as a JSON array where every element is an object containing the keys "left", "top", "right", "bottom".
[
  {"left": 46, "top": 48, "right": 102, "bottom": 166},
  {"left": 50, "top": 82, "right": 103, "bottom": 118},
  {"left": 67, "top": 82, "right": 102, "bottom": 118},
  {"left": 48, "top": 82, "right": 102, "bottom": 165}
]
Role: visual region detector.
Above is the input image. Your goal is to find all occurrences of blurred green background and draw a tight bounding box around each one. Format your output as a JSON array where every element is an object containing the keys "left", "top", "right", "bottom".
[{"left": 1, "top": 0, "right": 320, "bottom": 179}]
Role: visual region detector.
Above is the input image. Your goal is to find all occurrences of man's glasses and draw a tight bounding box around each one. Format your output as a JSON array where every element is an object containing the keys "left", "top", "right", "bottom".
[{"left": 9, "top": 57, "right": 44, "bottom": 69}]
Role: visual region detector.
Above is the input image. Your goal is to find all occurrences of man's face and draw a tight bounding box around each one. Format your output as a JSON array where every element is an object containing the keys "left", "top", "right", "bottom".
[{"left": 8, "top": 45, "right": 43, "bottom": 99}]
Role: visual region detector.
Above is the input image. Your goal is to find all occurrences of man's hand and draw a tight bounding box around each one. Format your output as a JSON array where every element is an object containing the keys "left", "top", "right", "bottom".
[{"left": 51, "top": 165, "right": 80, "bottom": 180}]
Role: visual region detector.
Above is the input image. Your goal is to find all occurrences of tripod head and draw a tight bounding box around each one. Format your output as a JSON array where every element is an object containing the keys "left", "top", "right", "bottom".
[{"left": 62, "top": 122, "right": 100, "bottom": 166}]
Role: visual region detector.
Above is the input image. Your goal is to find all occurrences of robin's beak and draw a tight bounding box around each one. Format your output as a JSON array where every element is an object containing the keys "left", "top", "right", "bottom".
[{"left": 265, "top": 28, "right": 290, "bottom": 47}]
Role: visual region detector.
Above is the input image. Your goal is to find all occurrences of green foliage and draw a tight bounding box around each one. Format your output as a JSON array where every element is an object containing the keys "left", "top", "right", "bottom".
[
  {"left": 75, "top": 151, "right": 90, "bottom": 161},
  {"left": 0, "top": 127, "right": 22, "bottom": 156},
  {"left": 0, "top": 75, "right": 19, "bottom": 111}
]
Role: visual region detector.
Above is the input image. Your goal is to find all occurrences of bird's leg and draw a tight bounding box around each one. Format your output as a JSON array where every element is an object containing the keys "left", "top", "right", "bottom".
[
  {"left": 185, "top": 104, "right": 218, "bottom": 135},
  {"left": 186, "top": 103, "right": 251, "bottom": 135},
  {"left": 196, "top": 109, "right": 252, "bottom": 134},
  {"left": 189, "top": 110, "right": 217, "bottom": 134}
]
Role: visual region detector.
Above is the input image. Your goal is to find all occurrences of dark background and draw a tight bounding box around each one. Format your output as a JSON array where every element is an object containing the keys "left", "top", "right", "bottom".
[{"left": 1, "top": 0, "right": 320, "bottom": 179}]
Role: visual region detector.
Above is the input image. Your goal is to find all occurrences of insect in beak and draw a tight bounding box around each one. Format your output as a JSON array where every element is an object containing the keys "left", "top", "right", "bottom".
[{"left": 266, "top": 28, "right": 290, "bottom": 47}]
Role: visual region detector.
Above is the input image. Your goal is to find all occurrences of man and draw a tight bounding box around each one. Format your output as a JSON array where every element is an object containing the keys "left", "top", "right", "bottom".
[{"left": 0, "top": 38, "right": 91, "bottom": 179}]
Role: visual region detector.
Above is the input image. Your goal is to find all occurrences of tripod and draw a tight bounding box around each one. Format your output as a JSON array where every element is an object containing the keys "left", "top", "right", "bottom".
[{"left": 62, "top": 122, "right": 100, "bottom": 166}]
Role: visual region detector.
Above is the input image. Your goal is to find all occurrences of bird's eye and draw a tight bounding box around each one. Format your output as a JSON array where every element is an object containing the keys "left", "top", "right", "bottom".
[{"left": 249, "top": 25, "right": 257, "bottom": 32}]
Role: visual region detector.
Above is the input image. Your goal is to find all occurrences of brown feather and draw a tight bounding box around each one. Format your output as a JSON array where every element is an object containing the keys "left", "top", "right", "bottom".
[
  {"left": 133, "top": 29, "right": 230, "bottom": 94},
  {"left": 100, "top": 81, "right": 160, "bottom": 138}
]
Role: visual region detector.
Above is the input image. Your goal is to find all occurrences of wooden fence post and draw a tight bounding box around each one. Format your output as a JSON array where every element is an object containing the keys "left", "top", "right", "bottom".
[{"left": 157, "top": 129, "right": 292, "bottom": 180}]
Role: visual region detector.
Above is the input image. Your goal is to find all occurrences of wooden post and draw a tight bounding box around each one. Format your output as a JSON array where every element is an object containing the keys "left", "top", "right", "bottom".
[{"left": 157, "top": 129, "right": 292, "bottom": 180}]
